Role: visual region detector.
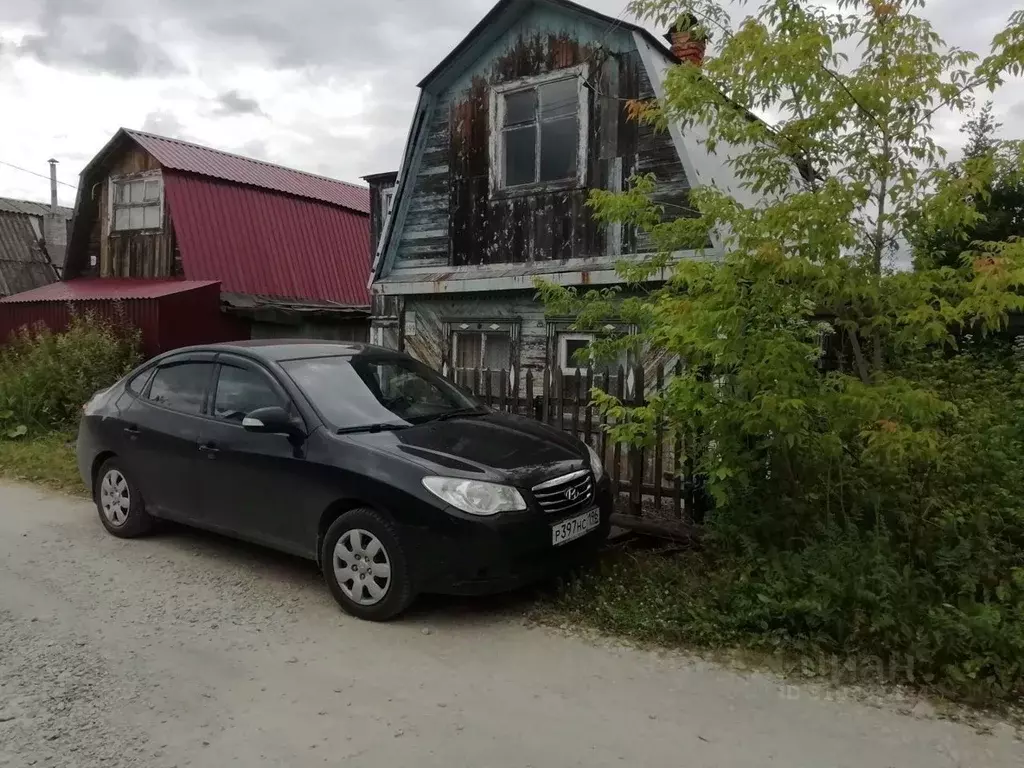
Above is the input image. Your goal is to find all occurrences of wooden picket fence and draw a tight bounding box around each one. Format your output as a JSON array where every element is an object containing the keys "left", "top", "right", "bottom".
[{"left": 449, "top": 363, "right": 707, "bottom": 539}]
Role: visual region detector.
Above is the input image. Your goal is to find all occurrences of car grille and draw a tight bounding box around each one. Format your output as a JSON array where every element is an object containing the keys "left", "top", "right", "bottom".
[{"left": 531, "top": 470, "right": 594, "bottom": 516}]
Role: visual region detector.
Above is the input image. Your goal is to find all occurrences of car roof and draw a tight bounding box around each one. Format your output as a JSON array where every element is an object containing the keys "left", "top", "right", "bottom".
[{"left": 166, "top": 340, "right": 401, "bottom": 363}]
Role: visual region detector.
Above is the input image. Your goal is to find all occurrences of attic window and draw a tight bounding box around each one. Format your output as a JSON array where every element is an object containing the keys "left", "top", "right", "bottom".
[
  {"left": 111, "top": 173, "right": 163, "bottom": 232},
  {"left": 491, "top": 67, "right": 588, "bottom": 191}
]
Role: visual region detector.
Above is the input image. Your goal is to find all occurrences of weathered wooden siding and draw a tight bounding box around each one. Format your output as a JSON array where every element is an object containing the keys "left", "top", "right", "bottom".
[
  {"left": 388, "top": 4, "right": 693, "bottom": 276},
  {"left": 401, "top": 292, "right": 671, "bottom": 397},
  {"left": 89, "top": 145, "right": 181, "bottom": 279}
]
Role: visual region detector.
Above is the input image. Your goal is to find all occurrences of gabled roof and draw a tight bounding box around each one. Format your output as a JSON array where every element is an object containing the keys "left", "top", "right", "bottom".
[
  {"left": 418, "top": 0, "right": 674, "bottom": 90},
  {"left": 0, "top": 278, "right": 219, "bottom": 304},
  {"left": 0, "top": 209, "right": 57, "bottom": 297},
  {"left": 163, "top": 174, "right": 370, "bottom": 306},
  {"left": 122, "top": 129, "right": 370, "bottom": 214},
  {"left": 0, "top": 196, "right": 73, "bottom": 219}
]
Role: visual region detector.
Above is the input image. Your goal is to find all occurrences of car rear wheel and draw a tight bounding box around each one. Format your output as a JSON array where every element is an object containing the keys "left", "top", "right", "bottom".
[
  {"left": 95, "top": 458, "right": 154, "bottom": 538},
  {"left": 321, "top": 508, "right": 416, "bottom": 621}
]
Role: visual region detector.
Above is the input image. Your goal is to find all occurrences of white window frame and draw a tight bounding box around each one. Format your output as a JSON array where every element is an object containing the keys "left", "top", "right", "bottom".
[
  {"left": 382, "top": 186, "right": 396, "bottom": 219},
  {"left": 489, "top": 65, "right": 589, "bottom": 193},
  {"left": 109, "top": 171, "right": 163, "bottom": 233},
  {"left": 558, "top": 332, "right": 595, "bottom": 376}
]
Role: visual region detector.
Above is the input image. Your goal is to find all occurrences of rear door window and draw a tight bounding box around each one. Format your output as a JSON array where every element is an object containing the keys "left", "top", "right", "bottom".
[
  {"left": 146, "top": 362, "right": 214, "bottom": 415},
  {"left": 212, "top": 364, "right": 285, "bottom": 423}
]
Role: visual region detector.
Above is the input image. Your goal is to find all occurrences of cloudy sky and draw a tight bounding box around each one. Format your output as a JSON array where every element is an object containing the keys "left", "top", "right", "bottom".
[{"left": 0, "top": 0, "right": 1020, "bottom": 207}]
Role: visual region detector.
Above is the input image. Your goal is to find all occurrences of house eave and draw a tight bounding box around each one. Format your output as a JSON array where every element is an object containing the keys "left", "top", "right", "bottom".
[{"left": 373, "top": 251, "right": 709, "bottom": 295}]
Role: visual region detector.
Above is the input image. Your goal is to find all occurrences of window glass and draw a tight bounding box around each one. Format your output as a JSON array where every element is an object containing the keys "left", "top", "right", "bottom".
[
  {"left": 562, "top": 337, "right": 591, "bottom": 370},
  {"left": 505, "top": 89, "right": 537, "bottom": 125},
  {"left": 540, "top": 117, "right": 578, "bottom": 181},
  {"left": 128, "top": 207, "right": 144, "bottom": 229},
  {"left": 483, "top": 333, "right": 511, "bottom": 370},
  {"left": 540, "top": 78, "right": 577, "bottom": 120},
  {"left": 146, "top": 362, "right": 212, "bottom": 414},
  {"left": 282, "top": 354, "right": 478, "bottom": 429},
  {"left": 126, "top": 367, "right": 154, "bottom": 394},
  {"left": 213, "top": 365, "right": 283, "bottom": 423},
  {"left": 503, "top": 126, "right": 536, "bottom": 187},
  {"left": 144, "top": 180, "right": 160, "bottom": 201},
  {"left": 114, "top": 208, "right": 129, "bottom": 230},
  {"left": 143, "top": 205, "right": 160, "bottom": 228},
  {"left": 130, "top": 181, "right": 146, "bottom": 203}
]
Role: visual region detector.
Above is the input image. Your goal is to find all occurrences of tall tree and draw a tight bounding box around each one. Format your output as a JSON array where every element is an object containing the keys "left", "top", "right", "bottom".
[
  {"left": 918, "top": 102, "right": 1024, "bottom": 269},
  {"left": 539, "top": 0, "right": 1024, "bottom": 514}
]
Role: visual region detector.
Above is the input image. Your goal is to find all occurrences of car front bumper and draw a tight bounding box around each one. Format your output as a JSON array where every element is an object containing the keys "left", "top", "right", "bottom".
[{"left": 409, "top": 477, "right": 614, "bottom": 595}]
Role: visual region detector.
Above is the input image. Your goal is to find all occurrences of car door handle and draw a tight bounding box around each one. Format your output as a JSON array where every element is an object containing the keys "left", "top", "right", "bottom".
[
  {"left": 199, "top": 443, "right": 220, "bottom": 457},
  {"left": 123, "top": 425, "right": 140, "bottom": 438}
]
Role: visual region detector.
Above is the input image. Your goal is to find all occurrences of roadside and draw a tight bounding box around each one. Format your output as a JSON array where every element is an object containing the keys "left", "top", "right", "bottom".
[
  {"left": 0, "top": 433, "right": 83, "bottom": 495},
  {"left": 1, "top": 480, "right": 1022, "bottom": 767}
]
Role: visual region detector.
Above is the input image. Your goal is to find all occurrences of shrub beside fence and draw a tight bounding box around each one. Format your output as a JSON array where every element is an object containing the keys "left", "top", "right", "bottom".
[{"left": 450, "top": 363, "right": 708, "bottom": 538}]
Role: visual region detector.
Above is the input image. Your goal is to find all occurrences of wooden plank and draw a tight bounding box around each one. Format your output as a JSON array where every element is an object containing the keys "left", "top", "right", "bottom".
[
  {"left": 599, "top": 371, "right": 610, "bottom": 476},
  {"left": 653, "top": 363, "right": 664, "bottom": 513},
  {"left": 583, "top": 367, "right": 594, "bottom": 447},
  {"left": 629, "top": 365, "right": 645, "bottom": 518},
  {"left": 673, "top": 359, "right": 683, "bottom": 521},
  {"left": 609, "top": 514, "right": 698, "bottom": 544},
  {"left": 499, "top": 369, "right": 507, "bottom": 412},
  {"left": 472, "top": 367, "right": 481, "bottom": 398},
  {"left": 484, "top": 370, "right": 493, "bottom": 408},
  {"left": 571, "top": 369, "right": 580, "bottom": 440},
  {"left": 542, "top": 367, "right": 551, "bottom": 423},
  {"left": 557, "top": 370, "right": 565, "bottom": 433},
  {"left": 526, "top": 369, "right": 535, "bottom": 419},
  {"left": 613, "top": 366, "right": 623, "bottom": 493}
]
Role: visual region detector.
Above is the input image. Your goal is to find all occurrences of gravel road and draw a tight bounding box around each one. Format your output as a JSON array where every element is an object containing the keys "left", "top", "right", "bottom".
[{"left": 0, "top": 481, "right": 1020, "bottom": 768}]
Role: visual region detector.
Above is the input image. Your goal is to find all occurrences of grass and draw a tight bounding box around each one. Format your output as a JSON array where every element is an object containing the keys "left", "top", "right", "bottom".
[{"left": 0, "top": 432, "right": 86, "bottom": 496}]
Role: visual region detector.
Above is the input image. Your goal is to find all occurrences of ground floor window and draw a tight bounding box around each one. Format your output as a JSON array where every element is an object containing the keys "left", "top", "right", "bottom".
[{"left": 446, "top": 319, "right": 519, "bottom": 394}]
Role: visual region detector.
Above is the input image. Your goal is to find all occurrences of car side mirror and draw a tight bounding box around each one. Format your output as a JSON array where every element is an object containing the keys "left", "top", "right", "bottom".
[{"left": 242, "top": 406, "right": 305, "bottom": 440}]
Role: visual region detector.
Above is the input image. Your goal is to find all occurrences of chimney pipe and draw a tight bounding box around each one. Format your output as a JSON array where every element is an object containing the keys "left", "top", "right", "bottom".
[
  {"left": 47, "top": 158, "right": 59, "bottom": 214},
  {"left": 665, "top": 14, "right": 707, "bottom": 66}
]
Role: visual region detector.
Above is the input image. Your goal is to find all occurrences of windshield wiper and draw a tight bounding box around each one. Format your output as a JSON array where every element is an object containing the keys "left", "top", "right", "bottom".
[
  {"left": 425, "top": 407, "right": 490, "bottom": 423},
  {"left": 336, "top": 422, "right": 411, "bottom": 435}
]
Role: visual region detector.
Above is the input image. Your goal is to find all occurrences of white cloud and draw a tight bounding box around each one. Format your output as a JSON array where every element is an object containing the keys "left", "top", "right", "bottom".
[{"left": 0, "top": 0, "right": 1019, "bottom": 209}]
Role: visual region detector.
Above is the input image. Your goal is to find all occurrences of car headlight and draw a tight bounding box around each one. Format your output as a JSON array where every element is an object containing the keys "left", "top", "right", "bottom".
[
  {"left": 421, "top": 477, "right": 526, "bottom": 516},
  {"left": 586, "top": 443, "right": 606, "bottom": 480}
]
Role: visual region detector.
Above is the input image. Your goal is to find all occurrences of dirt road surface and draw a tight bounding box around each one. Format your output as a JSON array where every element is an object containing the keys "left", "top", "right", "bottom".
[{"left": 0, "top": 481, "right": 1020, "bottom": 767}]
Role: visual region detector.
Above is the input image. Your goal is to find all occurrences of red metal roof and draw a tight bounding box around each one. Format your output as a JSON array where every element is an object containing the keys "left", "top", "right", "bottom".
[
  {"left": 124, "top": 129, "right": 371, "bottom": 215},
  {"left": 163, "top": 173, "right": 371, "bottom": 306},
  {"left": 0, "top": 278, "right": 220, "bottom": 303}
]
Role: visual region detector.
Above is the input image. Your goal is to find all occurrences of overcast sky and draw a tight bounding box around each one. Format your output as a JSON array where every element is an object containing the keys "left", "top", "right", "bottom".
[{"left": 0, "top": 0, "right": 1020, "bottom": 207}]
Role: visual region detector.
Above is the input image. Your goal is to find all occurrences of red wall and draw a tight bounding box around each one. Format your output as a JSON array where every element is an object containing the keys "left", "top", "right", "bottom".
[{"left": 0, "top": 283, "right": 247, "bottom": 359}]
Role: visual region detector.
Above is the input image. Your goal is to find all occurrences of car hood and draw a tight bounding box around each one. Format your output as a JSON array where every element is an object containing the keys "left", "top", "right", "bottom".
[{"left": 344, "top": 411, "right": 588, "bottom": 487}]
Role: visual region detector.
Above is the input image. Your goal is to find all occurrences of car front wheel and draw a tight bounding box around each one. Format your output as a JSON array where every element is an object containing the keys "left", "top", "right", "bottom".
[
  {"left": 95, "top": 458, "right": 154, "bottom": 538},
  {"left": 321, "top": 508, "right": 416, "bottom": 621}
]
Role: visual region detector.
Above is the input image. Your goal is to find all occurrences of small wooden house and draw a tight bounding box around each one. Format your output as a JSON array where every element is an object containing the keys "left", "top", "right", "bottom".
[
  {"left": 59, "top": 129, "right": 373, "bottom": 343},
  {"left": 369, "top": 0, "right": 787, "bottom": 390}
]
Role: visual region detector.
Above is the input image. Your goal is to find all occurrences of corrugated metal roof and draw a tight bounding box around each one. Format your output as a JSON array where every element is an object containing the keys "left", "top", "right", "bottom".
[
  {"left": 0, "top": 196, "right": 73, "bottom": 219},
  {"left": 164, "top": 173, "right": 371, "bottom": 306},
  {"left": 0, "top": 278, "right": 220, "bottom": 304},
  {"left": 124, "top": 129, "right": 371, "bottom": 215},
  {"left": 0, "top": 211, "right": 57, "bottom": 297}
]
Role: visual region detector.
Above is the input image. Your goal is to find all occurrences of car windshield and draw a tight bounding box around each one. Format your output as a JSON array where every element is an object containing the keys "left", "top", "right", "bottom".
[{"left": 281, "top": 353, "right": 483, "bottom": 430}]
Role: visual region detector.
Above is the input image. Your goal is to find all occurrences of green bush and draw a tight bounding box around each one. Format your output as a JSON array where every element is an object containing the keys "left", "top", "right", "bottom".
[
  {"left": 555, "top": 341, "right": 1024, "bottom": 703},
  {"left": 0, "top": 310, "right": 141, "bottom": 435}
]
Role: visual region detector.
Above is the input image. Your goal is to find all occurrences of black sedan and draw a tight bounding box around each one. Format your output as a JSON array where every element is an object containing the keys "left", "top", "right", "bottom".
[{"left": 77, "top": 341, "right": 612, "bottom": 620}]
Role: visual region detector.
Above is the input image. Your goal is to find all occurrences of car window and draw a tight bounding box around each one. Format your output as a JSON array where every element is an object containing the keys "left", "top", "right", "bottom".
[
  {"left": 126, "top": 367, "right": 154, "bottom": 395},
  {"left": 213, "top": 364, "right": 284, "bottom": 423},
  {"left": 146, "top": 362, "right": 213, "bottom": 415},
  {"left": 281, "top": 353, "right": 479, "bottom": 429}
]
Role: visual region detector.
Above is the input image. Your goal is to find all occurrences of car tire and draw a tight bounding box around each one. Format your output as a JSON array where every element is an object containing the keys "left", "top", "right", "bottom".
[
  {"left": 321, "top": 508, "right": 416, "bottom": 622},
  {"left": 94, "top": 458, "right": 154, "bottom": 539}
]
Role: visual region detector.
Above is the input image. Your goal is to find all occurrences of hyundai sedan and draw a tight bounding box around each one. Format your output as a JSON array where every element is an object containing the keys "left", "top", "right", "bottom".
[{"left": 77, "top": 341, "right": 612, "bottom": 620}]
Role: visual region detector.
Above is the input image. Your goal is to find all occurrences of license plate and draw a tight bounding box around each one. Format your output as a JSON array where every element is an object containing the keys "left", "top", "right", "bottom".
[{"left": 551, "top": 508, "right": 601, "bottom": 546}]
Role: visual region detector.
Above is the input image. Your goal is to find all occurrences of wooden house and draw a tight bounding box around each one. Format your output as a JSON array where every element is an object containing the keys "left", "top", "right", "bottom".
[
  {"left": 56, "top": 128, "right": 373, "bottom": 344},
  {"left": 368, "top": 0, "right": 780, "bottom": 390}
]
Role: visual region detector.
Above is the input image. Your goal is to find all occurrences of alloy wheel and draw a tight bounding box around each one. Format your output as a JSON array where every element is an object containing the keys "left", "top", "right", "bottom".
[
  {"left": 100, "top": 469, "right": 131, "bottom": 527},
  {"left": 333, "top": 528, "right": 392, "bottom": 606}
]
